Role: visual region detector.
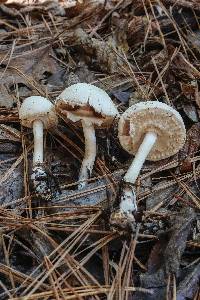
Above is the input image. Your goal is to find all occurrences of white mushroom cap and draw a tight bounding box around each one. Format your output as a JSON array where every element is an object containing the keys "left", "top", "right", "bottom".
[
  {"left": 19, "top": 96, "right": 58, "bottom": 129},
  {"left": 55, "top": 83, "right": 119, "bottom": 126},
  {"left": 118, "top": 101, "right": 186, "bottom": 161}
]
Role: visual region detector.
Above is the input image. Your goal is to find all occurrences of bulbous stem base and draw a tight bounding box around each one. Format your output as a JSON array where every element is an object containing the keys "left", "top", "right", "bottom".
[{"left": 31, "top": 164, "right": 50, "bottom": 198}]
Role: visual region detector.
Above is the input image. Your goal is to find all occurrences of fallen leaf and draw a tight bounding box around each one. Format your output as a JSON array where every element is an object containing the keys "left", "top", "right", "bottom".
[
  {"left": 0, "top": 45, "right": 63, "bottom": 107},
  {"left": 146, "top": 180, "right": 178, "bottom": 210},
  {"left": 111, "top": 90, "right": 131, "bottom": 103},
  {"left": 164, "top": 0, "right": 200, "bottom": 11},
  {"left": 180, "top": 81, "right": 196, "bottom": 100},
  {"left": 183, "top": 104, "right": 198, "bottom": 122},
  {"left": 177, "top": 261, "right": 200, "bottom": 300},
  {"left": 0, "top": 124, "right": 21, "bottom": 142},
  {"left": 179, "top": 123, "right": 200, "bottom": 172},
  {"left": 173, "top": 52, "right": 200, "bottom": 79},
  {"left": 0, "top": 84, "right": 15, "bottom": 108},
  {"left": 164, "top": 207, "right": 195, "bottom": 275},
  {"left": 139, "top": 208, "right": 195, "bottom": 300},
  {"left": 1, "top": 45, "right": 62, "bottom": 82}
]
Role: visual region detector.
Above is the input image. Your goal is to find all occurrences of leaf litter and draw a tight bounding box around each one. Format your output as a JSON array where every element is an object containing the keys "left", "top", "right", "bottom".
[{"left": 0, "top": 0, "right": 200, "bottom": 299}]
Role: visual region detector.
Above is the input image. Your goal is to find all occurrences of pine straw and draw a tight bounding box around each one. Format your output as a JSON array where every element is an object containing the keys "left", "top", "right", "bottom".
[{"left": 0, "top": 0, "right": 200, "bottom": 299}]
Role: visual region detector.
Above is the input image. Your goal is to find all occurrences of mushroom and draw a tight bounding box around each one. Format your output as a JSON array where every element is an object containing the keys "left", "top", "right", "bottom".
[
  {"left": 118, "top": 101, "right": 186, "bottom": 216},
  {"left": 19, "top": 96, "right": 58, "bottom": 196},
  {"left": 55, "top": 83, "right": 119, "bottom": 189}
]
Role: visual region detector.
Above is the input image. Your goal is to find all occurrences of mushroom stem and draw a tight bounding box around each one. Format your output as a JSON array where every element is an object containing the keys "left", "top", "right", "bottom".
[
  {"left": 124, "top": 131, "right": 157, "bottom": 184},
  {"left": 118, "top": 131, "right": 157, "bottom": 216},
  {"left": 78, "top": 121, "right": 96, "bottom": 189},
  {"left": 31, "top": 120, "right": 49, "bottom": 197},
  {"left": 33, "top": 119, "right": 44, "bottom": 165}
]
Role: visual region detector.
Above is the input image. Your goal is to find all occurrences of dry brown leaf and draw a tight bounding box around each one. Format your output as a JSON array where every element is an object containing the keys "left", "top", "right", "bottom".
[
  {"left": 140, "top": 208, "right": 195, "bottom": 299},
  {"left": 179, "top": 123, "right": 200, "bottom": 172},
  {"left": 0, "top": 124, "right": 21, "bottom": 142},
  {"left": 128, "top": 16, "right": 149, "bottom": 45},
  {"left": 0, "top": 45, "right": 62, "bottom": 107},
  {"left": 0, "top": 84, "right": 15, "bottom": 108},
  {"left": 173, "top": 52, "right": 200, "bottom": 79},
  {"left": 1, "top": 45, "right": 62, "bottom": 81},
  {"left": 164, "top": 0, "right": 200, "bottom": 10},
  {"left": 181, "top": 81, "right": 196, "bottom": 100}
]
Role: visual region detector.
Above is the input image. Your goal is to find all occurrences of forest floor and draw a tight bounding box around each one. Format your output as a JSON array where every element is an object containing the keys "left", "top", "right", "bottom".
[{"left": 0, "top": 0, "right": 199, "bottom": 299}]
